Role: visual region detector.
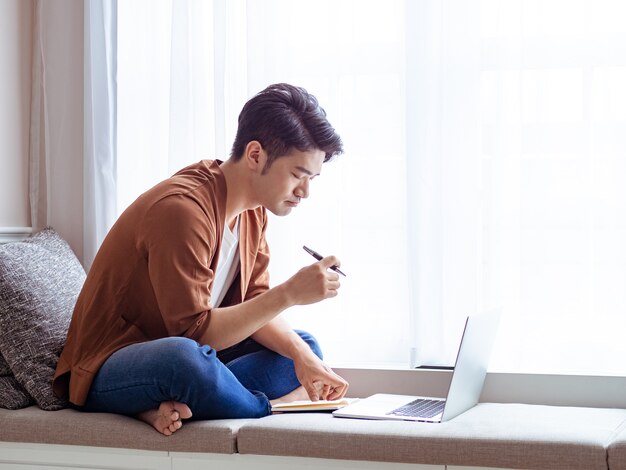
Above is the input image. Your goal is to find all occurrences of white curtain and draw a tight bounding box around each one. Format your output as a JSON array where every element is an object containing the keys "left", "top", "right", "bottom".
[
  {"left": 407, "top": 0, "right": 626, "bottom": 374},
  {"left": 478, "top": 0, "right": 626, "bottom": 375},
  {"left": 114, "top": 0, "right": 410, "bottom": 367},
  {"left": 405, "top": 0, "right": 484, "bottom": 367},
  {"left": 29, "top": 0, "right": 48, "bottom": 232},
  {"left": 245, "top": 0, "right": 411, "bottom": 367},
  {"left": 72, "top": 0, "right": 626, "bottom": 374},
  {"left": 115, "top": 0, "right": 248, "bottom": 216},
  {"left": 84, "top": 0, "right": 117, "bottom": 270}
]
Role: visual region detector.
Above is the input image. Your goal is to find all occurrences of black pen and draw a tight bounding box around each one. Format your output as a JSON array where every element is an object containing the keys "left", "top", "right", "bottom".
[{"left": 303, "top": 245, "right": 346, "bottom": 277}]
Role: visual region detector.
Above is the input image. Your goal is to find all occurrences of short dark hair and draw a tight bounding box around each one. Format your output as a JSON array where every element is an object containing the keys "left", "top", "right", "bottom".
[{"left": 230, "top": 83, "right": 343, "bottom": 168}]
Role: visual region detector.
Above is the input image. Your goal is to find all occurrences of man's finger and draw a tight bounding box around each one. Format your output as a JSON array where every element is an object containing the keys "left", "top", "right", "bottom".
[
  {"left": 327, "top": 383, "right": 348, "bottom": 400},
  {"left": 304, "top": 383, "right": 320, "bottom": 401},
  {"left": 320, "top": 255, "right": 341, "bottom": 270},
  {"left": 321, "top": 383, "right": 331, "bottom": 400}
]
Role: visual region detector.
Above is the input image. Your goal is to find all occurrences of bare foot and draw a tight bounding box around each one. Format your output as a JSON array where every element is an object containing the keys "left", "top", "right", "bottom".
[
  {"left": 269, "top": 382, "right": 325, "bottom": 410},
  {"left": 137, "top": 401, "right": 193, "bottom": 436}
]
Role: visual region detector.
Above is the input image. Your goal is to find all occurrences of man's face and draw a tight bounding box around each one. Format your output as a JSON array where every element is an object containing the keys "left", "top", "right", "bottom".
[{"left": 255, "top": 148, "right": 325, "bottom": 216}]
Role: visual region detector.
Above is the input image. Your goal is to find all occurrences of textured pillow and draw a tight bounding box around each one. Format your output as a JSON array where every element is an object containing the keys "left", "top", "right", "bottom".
[
  {"left": 0, "top": 349, "right": 34, "bottom": 409},
  {"left": 0, "top": 375, "right": 33, "bottom": 409},
  {"left": 0, "top": 227, "right": 86, "bottom": 410},
  {"left": 0, "top": 350, "right": 10, "bottom": 376}
]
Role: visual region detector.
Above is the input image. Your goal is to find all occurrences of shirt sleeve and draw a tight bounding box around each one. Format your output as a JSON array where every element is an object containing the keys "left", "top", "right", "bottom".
[{"left": 139, "top": 194, "right": 217, "bottom": 338}]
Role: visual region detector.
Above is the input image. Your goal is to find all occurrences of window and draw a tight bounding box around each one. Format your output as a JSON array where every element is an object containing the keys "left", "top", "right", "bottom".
[
  {"left": 113, "top": 0, "right": 626, "bottom": 375},
  {"left": 248, "top": 0, "right": 410, "bottom": 367}
]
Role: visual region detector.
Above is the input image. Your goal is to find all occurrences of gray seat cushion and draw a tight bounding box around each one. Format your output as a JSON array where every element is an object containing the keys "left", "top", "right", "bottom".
[
  {"left": 0, "top": 406, "right": 251, "bottom": 453},
  {"left": 608, "top": 422, "right": 626, "bottom": 470},
  {"left": 237, "top": 403, "right": 626, "bottom": 470}
]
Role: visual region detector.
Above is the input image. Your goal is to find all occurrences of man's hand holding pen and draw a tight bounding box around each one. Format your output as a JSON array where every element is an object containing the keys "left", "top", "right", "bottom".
[{"left": 284, "top": 254, "right": 342, "bottom": 305}]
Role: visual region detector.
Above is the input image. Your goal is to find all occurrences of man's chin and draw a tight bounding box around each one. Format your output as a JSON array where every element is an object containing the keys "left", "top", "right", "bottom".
[{"left": 267, "top": 206, "right": 293, "bottom": 217}]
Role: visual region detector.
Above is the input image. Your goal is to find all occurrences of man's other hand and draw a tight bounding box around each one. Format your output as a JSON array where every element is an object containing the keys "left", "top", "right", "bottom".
[{"left": 293, "top": 351, "right": 349, "bottom": 401}]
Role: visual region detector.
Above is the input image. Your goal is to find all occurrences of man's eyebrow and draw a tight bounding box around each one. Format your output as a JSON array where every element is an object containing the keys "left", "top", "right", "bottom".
[{"left": 294, "top": 166, "right": 320, "bottom": 177}]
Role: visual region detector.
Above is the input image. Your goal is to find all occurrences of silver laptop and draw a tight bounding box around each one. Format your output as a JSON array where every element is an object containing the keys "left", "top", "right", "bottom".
[{"left": 332, "top": 311, "right": 500, "bottom": 423}]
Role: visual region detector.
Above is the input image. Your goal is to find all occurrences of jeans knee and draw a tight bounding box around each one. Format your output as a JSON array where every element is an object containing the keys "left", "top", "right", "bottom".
[
  {"left": 153, "top": 337, "right": 218, "bottom": 374},
  {"left": 154, "top": 336, "right": 201, "bottom": 355},
  {"left": 294, "top": 330, "right": 323, "bottom": 360}
]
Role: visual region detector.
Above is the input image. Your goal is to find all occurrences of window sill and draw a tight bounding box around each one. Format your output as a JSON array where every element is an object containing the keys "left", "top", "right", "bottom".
[{"left": 331, "top": 365, "right": 626, "bottom": 409}]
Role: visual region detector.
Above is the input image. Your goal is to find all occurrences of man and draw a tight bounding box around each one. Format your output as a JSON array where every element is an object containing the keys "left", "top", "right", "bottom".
[{"left": 53, "top": 83, "right": 349, "bottom": 435}]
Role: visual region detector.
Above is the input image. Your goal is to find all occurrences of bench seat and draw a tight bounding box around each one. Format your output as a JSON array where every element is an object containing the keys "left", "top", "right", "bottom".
[
  {"left": 2, "top": 403, "right": 626, "bottom": 469},
  {"left": 239, "top": 403, "right": 626, "bottom": 470},
  {"left": 0, "top": 406, "right": 250, "bottom": 454},
  {"left": 608, "top": 421, "right": 626, "bottom": 470}
]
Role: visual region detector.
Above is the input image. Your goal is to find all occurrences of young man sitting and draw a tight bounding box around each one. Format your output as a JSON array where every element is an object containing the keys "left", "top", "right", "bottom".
[{"left": 53, "top": 83, "right": 349, "bottom": 435}]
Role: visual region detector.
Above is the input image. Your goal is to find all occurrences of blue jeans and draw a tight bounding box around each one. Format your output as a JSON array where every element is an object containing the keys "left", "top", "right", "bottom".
[{"left": 79, "top": 330, "right": 322, "bottom": 419}]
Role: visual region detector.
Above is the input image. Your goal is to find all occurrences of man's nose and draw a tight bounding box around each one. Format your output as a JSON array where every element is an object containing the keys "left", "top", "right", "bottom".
[{"left": 295, "top": 179, "right": 310, "bottom": 199}]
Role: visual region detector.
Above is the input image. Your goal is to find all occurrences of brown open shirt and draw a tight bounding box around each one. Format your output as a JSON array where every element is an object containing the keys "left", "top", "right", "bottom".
[{"left": 53, "top": 160, "right": 270, "bottom": 406}]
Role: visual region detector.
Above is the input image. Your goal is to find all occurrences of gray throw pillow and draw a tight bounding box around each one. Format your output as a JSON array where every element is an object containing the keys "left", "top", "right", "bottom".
[
  {"left": 0, "top": 350, "right": 11, "bottom": 376},
  {"left": 0, "top": 375, "right": 34, "bottom": 410},
  {"left": 0, "top": 333, "right": 34, "bottom": 409},
  {"left": 0, "top": 227, "right": 86, "bottom": 410}
]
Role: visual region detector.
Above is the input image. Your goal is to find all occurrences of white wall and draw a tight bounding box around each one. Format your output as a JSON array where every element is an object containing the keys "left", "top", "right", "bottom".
[
  {"left": 0, "top": 0, "right": 85, "bottom": 260},
  {"left": 34, "top": 0, "right": 84, "bottom": 261},
  {"left": 0, "top": 0, "right": 32, "bottom": 229}
]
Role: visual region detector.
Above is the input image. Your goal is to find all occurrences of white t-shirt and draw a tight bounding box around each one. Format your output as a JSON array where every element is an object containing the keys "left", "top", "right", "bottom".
[{"left": 210, "top": 217, "right": 240, "bottom": 307}]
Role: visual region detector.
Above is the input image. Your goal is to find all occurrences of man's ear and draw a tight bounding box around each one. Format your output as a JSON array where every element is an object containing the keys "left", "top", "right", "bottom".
[{"left": 244, "top": 141, "right": 266, "bottom": 172}]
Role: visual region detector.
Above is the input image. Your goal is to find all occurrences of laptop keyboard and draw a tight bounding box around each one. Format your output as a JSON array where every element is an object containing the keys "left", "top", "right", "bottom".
[{"left": 387, "top": 398, "right": 445, "bottom": 419}]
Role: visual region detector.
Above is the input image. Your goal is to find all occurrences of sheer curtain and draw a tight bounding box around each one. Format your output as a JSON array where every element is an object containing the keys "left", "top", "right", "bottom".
[
  {"left": 84, "top": 0, "right": 117, "bottom": 269},
  {"left": 114, "top": 0, "right": 249, "bottom": 212},
  {"left": 477, "top": 0, "right": 626, "bottom": 375},
  {"left": 112, "top": 0, "right": 411, "bottom": 367},
  {"left": 245, "top": 0, "right": 411, "bottom": 366},
  {"left": 118, "top": 0, "right": 223, "bottom": 215},
  {"left": 405, "top": 0, "right": 484, "bottom": 367},
  {"left": 83, "top": 0, "right": 626, "bottom": 374},
  {"left": 407, "top": 0, "right": 626, "bottom": 374}
]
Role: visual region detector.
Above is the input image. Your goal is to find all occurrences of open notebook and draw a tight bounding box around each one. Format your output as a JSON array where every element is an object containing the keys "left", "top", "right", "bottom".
[{"left": 271, "top": 397, "right": 359, "bottom": 413}]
